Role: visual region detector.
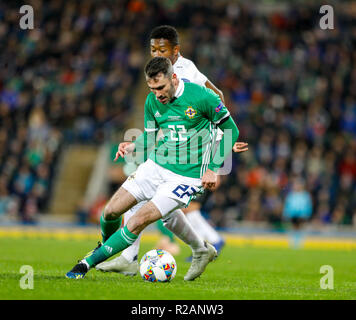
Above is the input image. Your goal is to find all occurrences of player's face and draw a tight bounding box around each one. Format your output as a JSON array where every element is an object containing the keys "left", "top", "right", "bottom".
[
  {"left": 146, "top": 72, "right": 177, "bottom": 104},
  {"left": 150, "top": 39, "right": 178, "bottom": 64}
]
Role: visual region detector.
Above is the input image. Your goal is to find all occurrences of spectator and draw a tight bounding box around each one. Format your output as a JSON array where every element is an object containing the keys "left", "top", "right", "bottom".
[
  {"left": 0, "top": 178, "right": 19, "bottom": 220},
  {"left": 283, "top": 178, "right": 313, "bottom": 247}
]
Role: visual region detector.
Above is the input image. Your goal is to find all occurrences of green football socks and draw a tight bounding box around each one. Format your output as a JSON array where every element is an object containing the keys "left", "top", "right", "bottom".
[
  {"left": 85, "top": 225, "right": 138, "bottom": 268},
  {"left": 100, "top": 212, "right": 122, "bottom": 242}
]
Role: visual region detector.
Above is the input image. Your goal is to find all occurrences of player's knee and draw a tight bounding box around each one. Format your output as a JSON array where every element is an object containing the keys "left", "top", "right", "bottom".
[
  {"left": 103, "top": 203, "right": 119, "bottom": 221},
  {"left": 132, "top": 209, "right": 157, "bottom": 229},
  {"left": 127, "top": 214, "right": 149, "bottom": 234},
  {"left": 134, "top": 214, "right": 150, "bottom": 228}
]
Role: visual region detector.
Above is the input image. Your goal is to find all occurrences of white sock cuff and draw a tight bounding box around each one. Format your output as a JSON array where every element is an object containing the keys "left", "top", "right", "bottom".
[{"left": 81, "top": 259, "right": 90, "bottom": 270}]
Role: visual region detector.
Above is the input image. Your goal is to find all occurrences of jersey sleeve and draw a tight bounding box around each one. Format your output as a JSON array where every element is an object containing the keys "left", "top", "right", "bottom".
[
  {"left": 208, "top": 116, "right": 239, "bottom": 173},
  {"left": 134, "top": 95, "right": 158, "bottom": 153},
  {"left": 189, "top": 60, "right": 208, "bottom": 87},
  {"left": 200, "top": 86, "right": 230, "bottom": 124},
  {"left": 143, "top": 95, "right": 159, "bottom": 133}
]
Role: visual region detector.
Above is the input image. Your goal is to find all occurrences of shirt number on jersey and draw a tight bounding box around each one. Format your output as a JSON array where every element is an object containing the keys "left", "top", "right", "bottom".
[
  {"left": 172, "top": 184, "right": 198, "bottom": 199},
  {"left": 168, "top": 125, "right": 187, "bottom": 141}
]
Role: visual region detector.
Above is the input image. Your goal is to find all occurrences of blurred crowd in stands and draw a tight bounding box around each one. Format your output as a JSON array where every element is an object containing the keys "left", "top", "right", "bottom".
[
  {"left": 0, "top": 0, "right": 151, "bottom": 222},
  {"left": 0, "top": 0, "right": 355, "bottom": 229},
  {"left": 179, "top": 1, "right": 356, "bottom": 229}
]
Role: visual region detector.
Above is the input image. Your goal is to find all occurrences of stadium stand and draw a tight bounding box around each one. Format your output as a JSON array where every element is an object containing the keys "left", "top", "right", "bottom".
[{"left": 0, "top": 0, "right": 355, "bottom": 231}]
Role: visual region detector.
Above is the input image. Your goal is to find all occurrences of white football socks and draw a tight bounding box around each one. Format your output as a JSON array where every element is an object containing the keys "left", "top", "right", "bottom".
[
  {"left": 186, "top": 209, "right": 222, "bottom": 244},
  {"left": 121, "top": 234, "right": 141, "bottom": 262},
  {"left": 163, "top": 209, "right": 207, "bottom": 253}
]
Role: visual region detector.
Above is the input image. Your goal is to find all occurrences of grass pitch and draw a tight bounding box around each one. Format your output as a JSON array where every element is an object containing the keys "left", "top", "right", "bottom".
[{"left": 0, "top": 237, "right": 355, "bottom": 300}]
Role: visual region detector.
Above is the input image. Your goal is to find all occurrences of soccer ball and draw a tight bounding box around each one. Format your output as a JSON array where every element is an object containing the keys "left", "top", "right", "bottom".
[{"left": 139, "top": 249, "right": 177, "bottom": 282}]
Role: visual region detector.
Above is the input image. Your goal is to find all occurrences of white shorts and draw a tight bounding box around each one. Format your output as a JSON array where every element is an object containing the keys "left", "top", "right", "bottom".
[{"left": 122, "top": 159, "right": 202, "bottom": 217}]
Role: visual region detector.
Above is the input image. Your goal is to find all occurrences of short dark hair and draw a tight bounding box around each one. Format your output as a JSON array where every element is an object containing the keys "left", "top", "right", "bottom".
[
  {"left": 144, "top": 57, "right": 173, "bottom": 79},
  {"left": 149, "top": 25, "right": 179, "bottom": 46}
]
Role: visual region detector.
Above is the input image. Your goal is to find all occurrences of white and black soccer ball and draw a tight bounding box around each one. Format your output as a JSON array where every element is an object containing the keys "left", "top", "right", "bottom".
[{"left": 139, "top": 249, "right": 177, "bottom": 282}]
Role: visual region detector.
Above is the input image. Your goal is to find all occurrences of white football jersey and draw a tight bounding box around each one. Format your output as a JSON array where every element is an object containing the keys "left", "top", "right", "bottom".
[{"left": 173, "top": 55, "right": 208, "bottom": 87}]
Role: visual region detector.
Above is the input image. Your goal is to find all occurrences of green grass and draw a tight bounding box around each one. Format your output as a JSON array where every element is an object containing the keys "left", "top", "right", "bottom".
[{"left": 0, "top": 238, "right": 355, "bottom": 300}]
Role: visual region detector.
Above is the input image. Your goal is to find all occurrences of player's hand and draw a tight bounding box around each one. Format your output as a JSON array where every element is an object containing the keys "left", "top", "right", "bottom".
[
  {"left": 201, "top": 169, "right": 218, "bottom": 191},
  {"left": 114, "top": 142, "right": 135, "bottom": 161},
  {"left": 233, "top": 142, "right": 248, "bottom": 153}
]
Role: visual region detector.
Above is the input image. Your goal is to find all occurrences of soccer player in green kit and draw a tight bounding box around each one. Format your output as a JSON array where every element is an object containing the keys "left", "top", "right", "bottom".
[
  {"left": 96, "top": 25, "right": 247, "bottom": 275},
  {"left": 66, "top": 56, "right": 240, "bottom": 280}
]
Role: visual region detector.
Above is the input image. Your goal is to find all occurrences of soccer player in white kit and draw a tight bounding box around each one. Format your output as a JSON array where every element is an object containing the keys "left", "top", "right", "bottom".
[{"left": 96, "top": 26, "right": 248, "bottom": 275}]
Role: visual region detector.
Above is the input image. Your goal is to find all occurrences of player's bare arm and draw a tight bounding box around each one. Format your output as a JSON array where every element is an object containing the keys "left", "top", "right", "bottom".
[
  {"left": 205, "top": 81, "right": 249, "bottom": 155},
  {"left": 205, "top": 79, "right": 225, "bottom": 104},
  {"left": 205, "top": 79, "right": 249, "bottom": 157}
]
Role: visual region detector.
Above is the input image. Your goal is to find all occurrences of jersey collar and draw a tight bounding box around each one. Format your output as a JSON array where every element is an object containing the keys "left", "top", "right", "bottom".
[
  {"left": 174, "top": 78, "right": 184, "bottom": 99},
  {"left": 173, "top": 54, "right": 182, "bottom": 67}
]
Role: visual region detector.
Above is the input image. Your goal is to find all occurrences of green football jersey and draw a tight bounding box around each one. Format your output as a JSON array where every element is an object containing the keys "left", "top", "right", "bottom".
[{"left": 141, "top": 81, "right": 230, "bottom": 178}]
